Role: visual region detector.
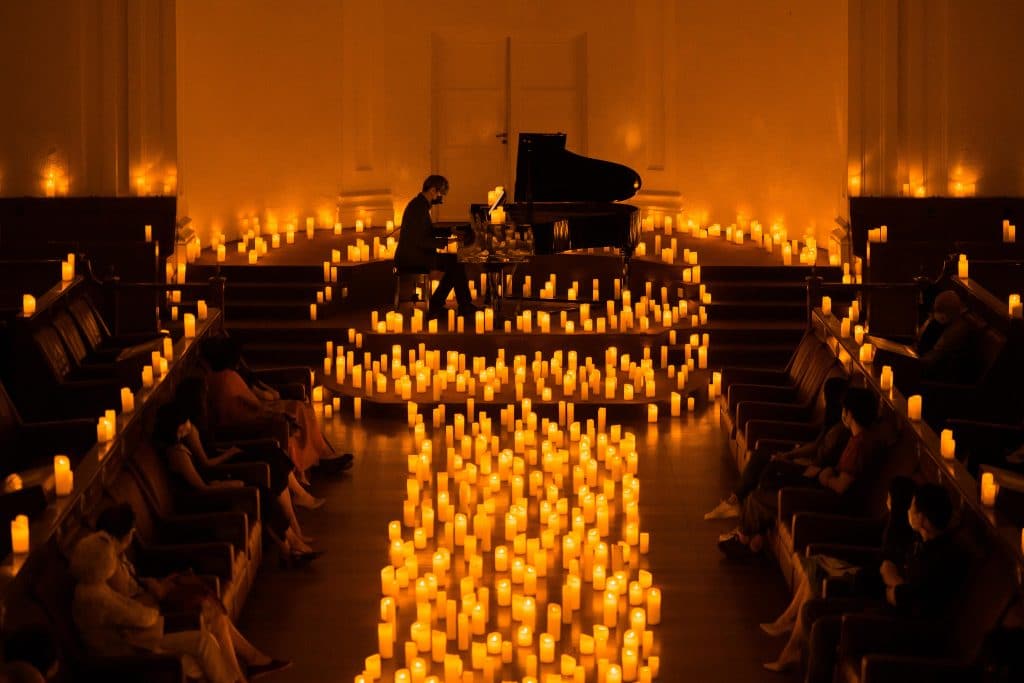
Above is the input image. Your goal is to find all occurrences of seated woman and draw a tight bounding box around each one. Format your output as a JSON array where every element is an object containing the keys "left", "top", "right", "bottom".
[
  {"left": 706, "top": 377, "right": 849, "bottom": 520},
  {"left": 760, "top": 476, "right": 917, "bottom": 672},
  {"left": 200, "top": 337, "right": 349, "bottom": 483},
  {"left": 152, "top": 401, "right": 322, "bottom": 566},
  {"left": 718, "top": 387, "right": 883, "bottom": 559},
  {"left": 93, "top": 504, "right": 290, "bottom": 680},
  {"left": 70, "top": 531, "right": 242, "bottom": 683},
  {"left": 176, "top": 375, "right": 324, "bottom": 514}
]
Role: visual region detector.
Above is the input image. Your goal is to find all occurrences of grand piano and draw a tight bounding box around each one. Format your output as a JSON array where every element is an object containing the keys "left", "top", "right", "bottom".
[{"left": 506, "top": 132, "right": 642, "bottom": 265}]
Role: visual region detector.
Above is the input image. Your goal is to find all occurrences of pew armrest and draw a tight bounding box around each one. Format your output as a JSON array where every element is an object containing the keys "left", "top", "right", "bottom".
[
  {"left": 840, "top": 615, "right": 943, "bottom": 662},
  {"left": 728, "top": 383, "right": 797, "bottom": 413},
  {"left": 159, "top": 512, "right": 249, "bottom": 552},
  {"left": 778, "top": 488, "right": 843, "bottom": 525},
  {"left": 860, "top": 654, "right": 977, "bottom": 683},
  {"left": 792, "top": 513, "right": 885, "bottom": 552},
  {"left": 136, "top": 542, "right": 235, "bottom": 580}
]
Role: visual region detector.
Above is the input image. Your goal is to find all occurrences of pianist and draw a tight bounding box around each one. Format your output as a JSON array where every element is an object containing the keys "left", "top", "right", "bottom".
[{"left": 395, "top": 174, "right": 477, "bottom": 319}]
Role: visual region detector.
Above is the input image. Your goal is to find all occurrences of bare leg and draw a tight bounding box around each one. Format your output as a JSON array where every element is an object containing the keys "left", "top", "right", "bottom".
[
  {"left": 205, "top": 610, "right": 246, "bottom": 681},
  {"left": 223, "top": 617, "right": 271, "bottom": 665},
  {"left": 764, "top": 597, "right": 810, "bottom": 671},
  {"left": 285, "top": 527, "right": 313, "bottom": 553},
  {"left": 278, "top": 489, "right": 314, "bottom": 542},
  {"left": 288, "top": 472, "right": 324, "bottom": 507},
  {"left": 761, "top": 574, "right": 810, "bottom": 635}
]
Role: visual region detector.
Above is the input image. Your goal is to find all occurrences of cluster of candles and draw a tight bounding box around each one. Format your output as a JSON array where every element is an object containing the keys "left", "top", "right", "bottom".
[
  {"left": 20, "top": 255, "right": 77, "bottom": 316},
  {"left": 356, "top": 405, "right": 662, "bottom": 682},
  {"left": 866, "top": 226, "right": 889, "bottom": 243},
  {"left": 636, "top": 214, "right": 825, "bottom": 267},
  {"left": 824, "top": 297, "right": 929, "bottom": 422},
  {"left": 324, "top": 337, "right": 708, "bottom": 410}
]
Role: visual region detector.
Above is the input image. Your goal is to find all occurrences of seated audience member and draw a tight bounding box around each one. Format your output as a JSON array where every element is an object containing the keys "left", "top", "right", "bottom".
[
  {"left": 1, "top": 625, "right": 59, "bottom": 682},
  {"left": 706, "top": 378, "right": 849, "bottom": 520},
  {"left": 200, "top": 338, "right": 350, "bottom": 482},
  {"left": 70, "top": 532, "right": 242, "bottom": 683},
  {"left": 802, "top": 484, "right": 973, "bottom": 683},
  {"left": 718, "top": 387, "right": 882, "bottom": 559},
  {"left": 94, "top": 504, "right": 290, "bottom": 679},
  {"left": 152, "top": 401, "right": 322, "bottom": 566},
  {"left": 177, "top": 374, "right": 325, "bottom": 513},
  {"left": 760, "top": 476, "right": 917, "bottom": 672},
  {"left": 916, "top": 290, "right": 972, "bottom": 381}
]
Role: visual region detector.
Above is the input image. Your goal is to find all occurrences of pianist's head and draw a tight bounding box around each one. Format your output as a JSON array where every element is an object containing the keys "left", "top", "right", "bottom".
[{"left": 423, "top": 175, "right": 449, "bottom": 205}]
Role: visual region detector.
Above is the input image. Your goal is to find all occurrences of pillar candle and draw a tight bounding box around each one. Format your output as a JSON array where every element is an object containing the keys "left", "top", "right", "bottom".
[
  {"left": 120, "top": 387, "right": 135, "bottom": 414},
  {"left": 53, "top": 455, "right": 73, "bottom": 496},
  {"left": 10, "top": 515, "right": 29, "bottom": 554},
  {"left": 183, "top": 313, "right": 196, "bottom": 338},
  {"left": 21, "top": 294, "right": 36, "bottom": 316}
]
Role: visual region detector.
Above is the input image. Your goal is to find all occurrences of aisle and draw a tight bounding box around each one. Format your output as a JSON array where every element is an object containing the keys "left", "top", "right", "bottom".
[{"left": 238, "top": 406, "right": 791, "bottom": 682}]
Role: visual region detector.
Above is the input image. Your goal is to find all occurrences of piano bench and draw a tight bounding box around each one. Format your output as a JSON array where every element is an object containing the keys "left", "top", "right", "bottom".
[{"left": 393, "top": 267, "right": 432, "bottom": 310}]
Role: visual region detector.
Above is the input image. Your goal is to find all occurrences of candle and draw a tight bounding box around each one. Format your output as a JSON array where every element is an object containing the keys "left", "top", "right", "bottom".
[
  {"left": 183, "top": 313, "right": 196, "bottom": 338},
  {"left": 10, "top": 515, "right": 29, "bottom": 554},
  {"left": 22, "top": 294, "right": 36, "bottom": 316},
  {"left": 216, "top": 244, "right": 226, "bottom": 262},
  {"left": 646, "top": 587, "right": 661, "bottom": 624},
  {"left": 310, "top": 303, "right": 318, "bottom": 321},
  {"left": 197, "top": 300, "right": 208, "bottom": 320},
  {"left": 54, "top": 455, "right": 73, "bottom": 496},
  {"left": 141, "top": 365, "right": 154, "bottom": 388},
  {"left": 144, "top": 224, "right": 153, "bottom": 242},
  {"left": 957, "top": 254, "right": 969, "bottom": 279},
  {"left": 854, "top": 325, "right": 864, "bottom": 345},
  {"left": 378, "top": 622, "right": 394, "bottom": 658},
  {"left": 980, "top": 472, "right": 998, "bottom": 507},
  {"left": 940, "top": 429, "right": 956, "bottom": 460},
  {"left": 1009, "top": 294, "right": 1022, "bottom": 319},
  {"left": 907, "top": 394, "right": 922, "bottom": 421},
  {"left": 120, "top": 387, "right": 135, "bottom": 414},
  {"left": 647, "top": 404, "right": 658, "bottom": 423},
  {"left": 61, "top": 260, "right": 73, "bottom": 282}
]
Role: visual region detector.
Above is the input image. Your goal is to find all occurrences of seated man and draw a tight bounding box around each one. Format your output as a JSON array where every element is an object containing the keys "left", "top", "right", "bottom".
[
  {"left": 802, "top": 483, "right": 973, "bottom": 682},
  {"left": 916, "top": 290, "right": 972, "bottom": 382},
  {"left": 395, "top": 174, "right": 477, "bottom": 318},
  {"left": 718, "top": 387, "right": 882, "bottom": 559}
]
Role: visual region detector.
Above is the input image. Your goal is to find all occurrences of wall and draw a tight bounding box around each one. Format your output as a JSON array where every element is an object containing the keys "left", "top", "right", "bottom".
[
  {"left": 850, "top": 0, "right": 1024, "bottom": 198},
  {"left": 0, "top": 0, "right": 176, "bottom": 197},
  {"left": 672, "top": 1, "right": 849, "bottom": 244}
]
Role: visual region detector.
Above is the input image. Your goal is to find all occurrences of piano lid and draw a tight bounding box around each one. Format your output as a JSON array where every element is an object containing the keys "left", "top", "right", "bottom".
[{"left": 514, "top": 133, "right": 641, "bottom": 204}]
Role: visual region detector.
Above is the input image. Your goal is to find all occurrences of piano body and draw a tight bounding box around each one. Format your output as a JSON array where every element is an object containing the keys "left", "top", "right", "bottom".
[{"left": 505, "top": 132, "right": 642, "bottom": 270}]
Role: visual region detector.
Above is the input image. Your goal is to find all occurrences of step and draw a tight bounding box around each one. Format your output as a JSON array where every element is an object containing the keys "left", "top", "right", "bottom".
[
  {"left": 228, "top": 299, "right": 336, "bottom": 321},
  {"left": 704, "top": 300, "right": 807, "bottom": 322},
  {"left": 703, "top": 323, "right": 805, "bottom": 345},
  {"left": 189, "top": 263, "right": 326, "bottom": 284},
  {"left": 223, "top": 281, "right": 328, "bottom": 303},
  {"left": 706, "top": 281, "right": 808, "bottom": 303},
  {"left": 700, "top": 265, "right": 842, "bottom": 283}
]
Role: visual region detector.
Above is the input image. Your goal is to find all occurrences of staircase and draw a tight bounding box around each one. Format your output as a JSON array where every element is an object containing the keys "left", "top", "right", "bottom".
[{"left": 673, "top": 265, "right": 841, "bottom": 370}]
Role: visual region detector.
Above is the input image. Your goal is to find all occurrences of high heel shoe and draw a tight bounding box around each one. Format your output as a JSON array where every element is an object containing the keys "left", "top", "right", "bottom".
[
  {"left": 295, "top": 496, "right": 326, "bottom": 510},
  {"left": 760, "top": 621, "right": 794, "bottom": 637}
]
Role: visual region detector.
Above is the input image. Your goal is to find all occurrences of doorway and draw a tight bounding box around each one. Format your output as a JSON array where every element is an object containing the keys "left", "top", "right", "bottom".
[{"left": 431, "top": 34, "right": 587, "bottom": 220}]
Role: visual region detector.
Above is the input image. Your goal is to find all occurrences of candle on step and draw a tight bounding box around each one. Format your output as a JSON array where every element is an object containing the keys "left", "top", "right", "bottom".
[
  {"left": 183, "top": 313, "right": 196, "bottom": 338},
  {"left": 196, "top": 300, "right": 208, "bottom": 320},
  {"left": 141, "top": 365, "right": 154, "bottom": 388},
  {"left": 10, "top": 515, "right": 29, "bottom": 554},
  {"left": 310, "top": 304, "right": 318, "bottom": 321},
  {"left": 144, "top": 224, "right": 152, "bottom": 242},
  {"left": 1009, "top": 294, "right": 1022, "bottom": 319},
  {"left": 22, "top": 294, "right": 35, "bottom": 316},
  {"left": 957, "top": 254, "right": 969, "bottom": 279},
  {"left": 120, "top": 387, "right": 135, "bottom": 414},
  {"left": 980, "top": 472, "right": 998, "bottom": 507},
  {"left": 907, "top": 395, "right": 922, "bottom": 421},
  {"left": 53, "top": 455, "right": 73, "bottom": 496},
  {"left": 940, "top": 429, "right": 956, "bottom": 459},
  {"left": 61, "top": 260, "right": 73, "bottom": 282}
]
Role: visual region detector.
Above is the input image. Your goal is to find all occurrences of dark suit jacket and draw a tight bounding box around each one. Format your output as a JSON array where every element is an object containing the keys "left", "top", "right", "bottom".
[{"left": 394, "top": 193, "right": 438, "bottom": 271}]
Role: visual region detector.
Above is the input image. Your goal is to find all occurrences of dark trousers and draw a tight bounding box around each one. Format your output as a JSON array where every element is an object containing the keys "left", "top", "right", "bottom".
[{"left": 429, "top": 253, "right": 473, "bottom": 312}]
